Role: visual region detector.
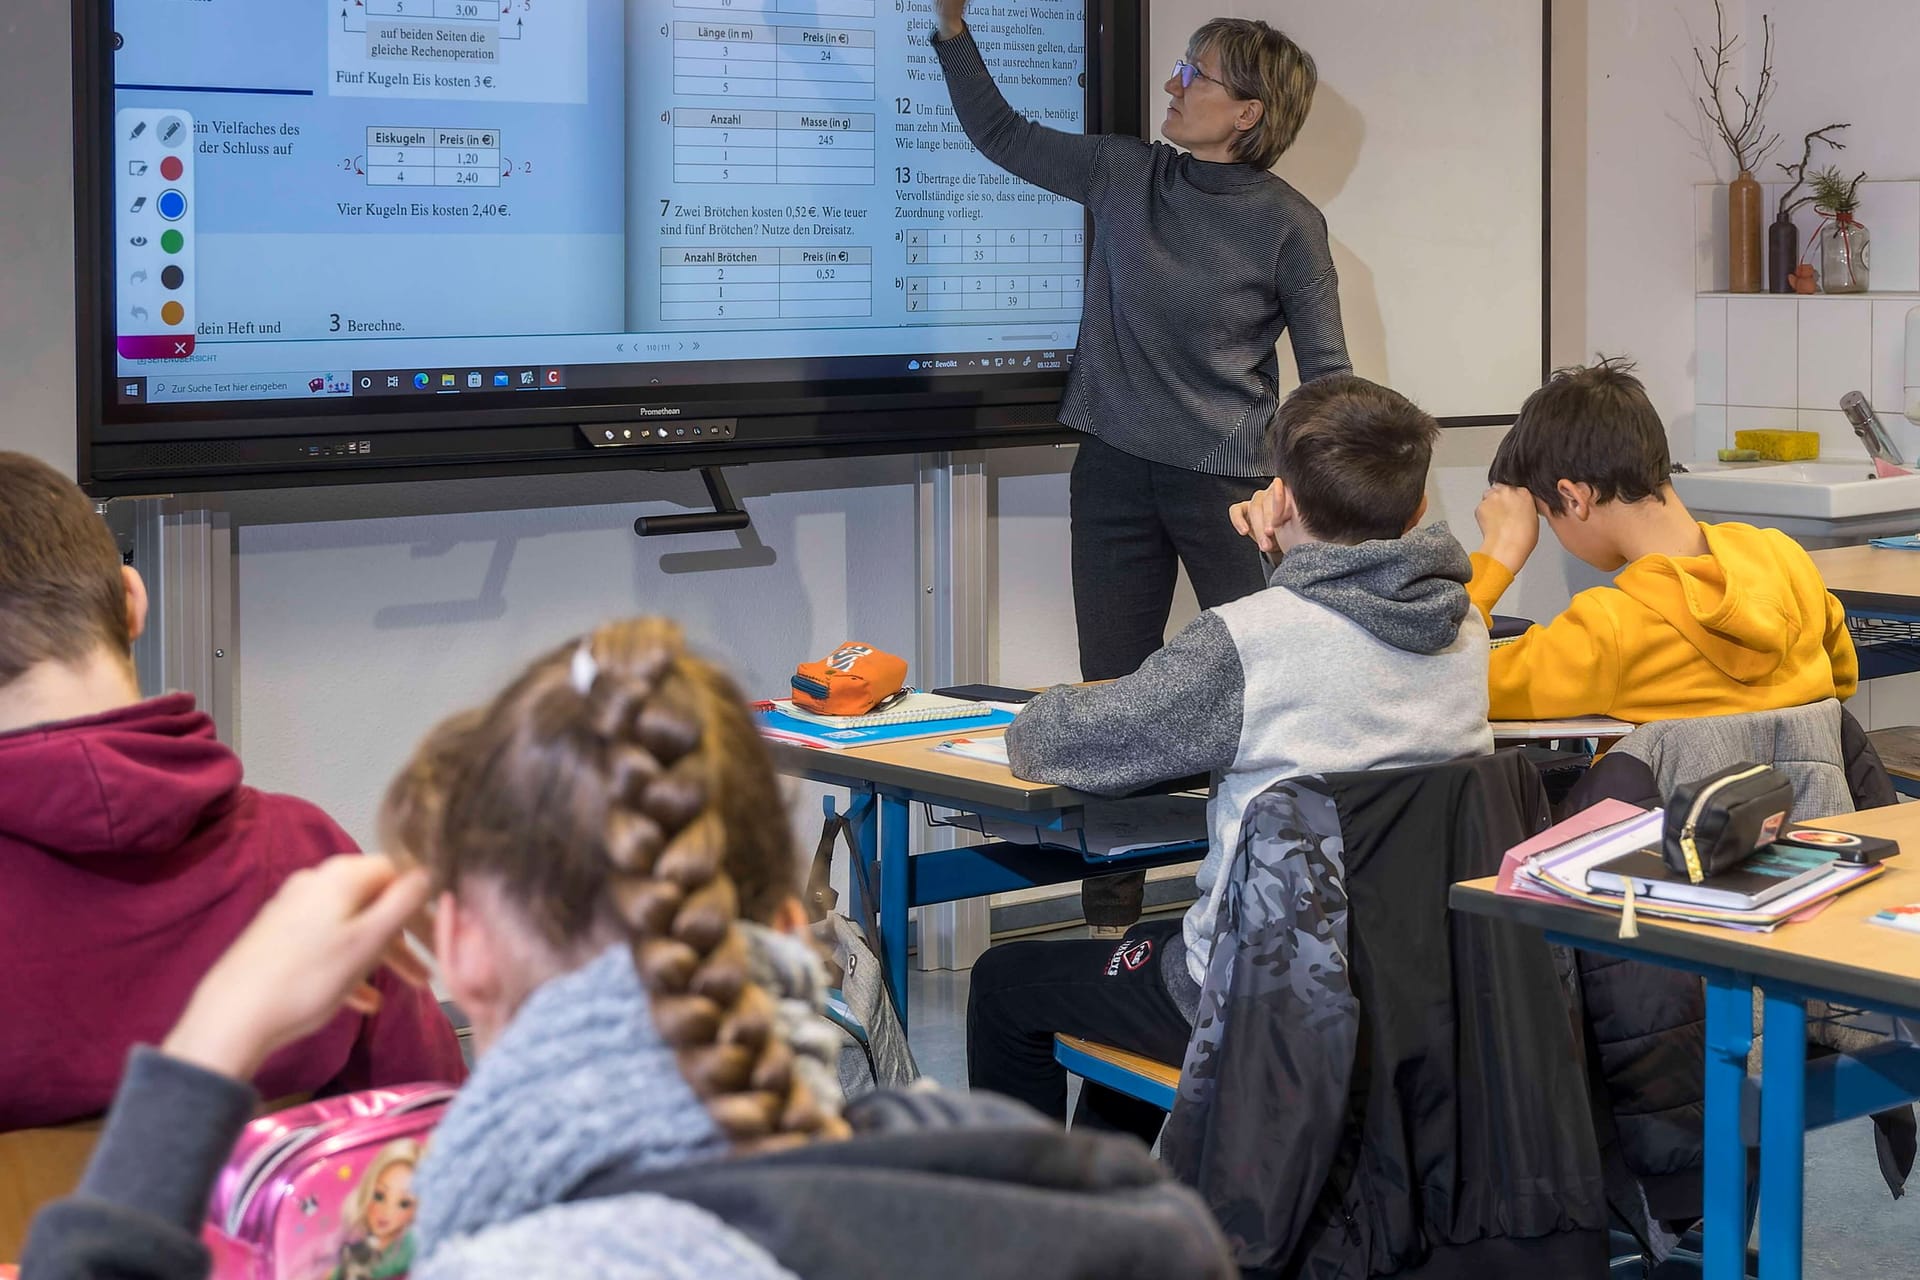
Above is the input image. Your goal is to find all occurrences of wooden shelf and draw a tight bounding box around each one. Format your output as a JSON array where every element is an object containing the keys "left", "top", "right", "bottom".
[{"left": 1698, "top": 291, "right": 1920, "bottom": 301}]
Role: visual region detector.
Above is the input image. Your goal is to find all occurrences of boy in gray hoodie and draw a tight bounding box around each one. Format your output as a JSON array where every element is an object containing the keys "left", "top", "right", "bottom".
[{"left": 968, "top": 375, "right": 1492, "bottom": 1142}]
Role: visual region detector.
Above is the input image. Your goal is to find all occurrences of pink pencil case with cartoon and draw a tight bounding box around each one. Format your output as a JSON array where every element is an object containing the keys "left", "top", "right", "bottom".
[{"left": 204, "top": 1084, "right": 455, "bottom": 1280}]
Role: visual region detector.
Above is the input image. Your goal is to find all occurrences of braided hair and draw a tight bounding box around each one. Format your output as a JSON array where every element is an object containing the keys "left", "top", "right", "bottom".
[{"left": 386, "top": 617, "right": 846, "bottom": 1148}]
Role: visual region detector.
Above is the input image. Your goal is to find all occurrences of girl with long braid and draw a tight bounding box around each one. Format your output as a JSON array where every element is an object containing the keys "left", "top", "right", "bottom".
[
  {"left": 381, "top": 617, "right": 850, "bottom": 1268},
  {"left": 390, "top": 618, "right": 847, "bottom": 1155}
]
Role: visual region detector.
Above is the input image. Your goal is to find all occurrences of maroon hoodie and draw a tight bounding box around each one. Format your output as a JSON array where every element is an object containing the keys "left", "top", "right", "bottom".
[{"left": 0, "top": 694, "right": 467, "bottom": 1129}]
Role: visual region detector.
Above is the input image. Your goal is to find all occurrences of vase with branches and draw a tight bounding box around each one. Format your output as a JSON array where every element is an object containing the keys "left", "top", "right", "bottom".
[
  {"left": 1693, "top": 0, "right": 1780, "bottom": 292},
  {"left": 1810, "top": 165, "right": 1871, "bottom": 293},
  {"left": 1769, "top": 124, "right": 1848, "bottom": 292}
]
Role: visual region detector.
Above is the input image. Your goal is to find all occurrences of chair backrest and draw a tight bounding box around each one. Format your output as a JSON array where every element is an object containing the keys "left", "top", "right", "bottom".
[
  {"left": 1630, "top": 699, "right": 1851, "bottom": 814},
  {"left": 0, "top": 1120, "right": 103, "bottom": 1262},
  {"left": 1574, "top": 698, "right": 1885, "bottom": 818},
  {"left": 1162, "top": 751, "right": 1604, "bottom": 1274}
]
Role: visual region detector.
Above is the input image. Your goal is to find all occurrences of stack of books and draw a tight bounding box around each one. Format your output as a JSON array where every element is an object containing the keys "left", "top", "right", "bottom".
[
  {"left": 1508, "top": 805, "right": 1888, "bottom": 932},
  {"left": 755, "top": 691, "right": 1017, "bottom": 751}
]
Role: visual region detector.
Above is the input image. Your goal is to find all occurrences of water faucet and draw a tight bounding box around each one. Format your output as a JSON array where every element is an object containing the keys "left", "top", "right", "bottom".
[{"left": 1841, "top": 391, "right": 1906, "bottom": 469}]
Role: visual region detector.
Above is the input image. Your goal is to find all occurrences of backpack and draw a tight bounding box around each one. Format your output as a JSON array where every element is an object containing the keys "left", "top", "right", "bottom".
[
  {"left": 203, "top": 1084, "right": 455, "bottom": 1280},
  {"left": 806, "top": 813, "right": 919, "bottom": 1095}
]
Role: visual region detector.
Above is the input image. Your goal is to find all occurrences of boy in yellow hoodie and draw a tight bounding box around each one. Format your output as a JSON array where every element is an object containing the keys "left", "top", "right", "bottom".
[{"left": 1469, "top": 357, "right": 1857, "bottom": 722}]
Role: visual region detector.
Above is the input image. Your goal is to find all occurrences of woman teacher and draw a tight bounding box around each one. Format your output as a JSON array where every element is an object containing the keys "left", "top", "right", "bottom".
[{"left": 933, "top": 6, "right": 1351, "bottom": 931}]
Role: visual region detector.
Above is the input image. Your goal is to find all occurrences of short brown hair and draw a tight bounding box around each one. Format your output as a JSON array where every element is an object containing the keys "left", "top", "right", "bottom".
[
  {"left": 1490, "top": 357, "right": 1670, "bottom": 515},
  {"left": 1269, "top": 375, "right": 1439, "bottom": 544},
  {"left": 0, "top": 451, "right": 129, "bottom": 686},
  {"left": 1189, "top": 18, "right": 1317, "bottom": 170}
]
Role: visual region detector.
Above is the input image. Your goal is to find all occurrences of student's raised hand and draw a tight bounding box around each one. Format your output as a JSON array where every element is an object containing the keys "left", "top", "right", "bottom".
[
  {"left": 1228, "top": 481, "right": 1286, "bottom": 560},
  {"left": 935, "top": 0, "right": 967, "bottom": 39},
  {"left": 162, "top": 855, "right": 433, "bottom": 1083},
  {"left": 1474, "top": 484, "right": 1542, "bottom": 574}
]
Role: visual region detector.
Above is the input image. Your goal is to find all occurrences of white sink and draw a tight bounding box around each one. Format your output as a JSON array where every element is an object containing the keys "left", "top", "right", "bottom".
[{"left": 1672, "top": 460, "right": 1920, "bottom": 520}]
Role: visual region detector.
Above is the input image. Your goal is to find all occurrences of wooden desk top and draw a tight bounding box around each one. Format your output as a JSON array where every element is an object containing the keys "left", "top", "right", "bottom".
[
  {"left": 768, "top": 731, "right": 1208, "bottom": 815},
  {"left": 1810, "top": 544, "right": 1920, "bottom": 614},
  {"left": 773, "top": 728, "right": 1606, "bottom": 817},
  {"left": 1452, "top": 803, "right": 1920, "bottom": 1011},
  {"left": 768, "top": 731, "right": 1063, "bottom": 812}
]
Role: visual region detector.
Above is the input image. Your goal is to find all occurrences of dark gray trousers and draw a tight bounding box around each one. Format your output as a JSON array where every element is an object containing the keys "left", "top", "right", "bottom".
[{"left": 1068, "top": 436, "right": 1268, "bottom": 926}]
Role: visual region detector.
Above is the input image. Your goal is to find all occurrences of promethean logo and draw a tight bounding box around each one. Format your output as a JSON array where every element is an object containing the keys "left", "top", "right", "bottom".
[{"left": 634, "top": 406, "right": 681, "bottom": 418}]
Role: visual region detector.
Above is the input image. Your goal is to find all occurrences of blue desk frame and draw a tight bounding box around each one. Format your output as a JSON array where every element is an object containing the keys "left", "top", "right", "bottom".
[
  {"left": 818, "top": 781, "right": 1203, "bottom": 1030},
  {"left": 1570, "top": 935, "right": 1920, "bottom": 1278},
  {"left": 1451, "top": 879, "right": 1920, "bottom": 1280},
  {"left": 1829, "top": 567, "right": 1920, "bottom": 688}
]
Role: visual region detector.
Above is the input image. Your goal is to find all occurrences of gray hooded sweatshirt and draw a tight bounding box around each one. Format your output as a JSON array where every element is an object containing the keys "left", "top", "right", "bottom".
[{"left": 1005, "top": 524, "right": 1493, "bottom": 1013}]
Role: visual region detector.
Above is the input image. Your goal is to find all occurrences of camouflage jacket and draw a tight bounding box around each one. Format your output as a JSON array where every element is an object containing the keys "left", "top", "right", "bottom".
[{"left": 1160, "top": 753, "right": 1608, "bottom": 1278}]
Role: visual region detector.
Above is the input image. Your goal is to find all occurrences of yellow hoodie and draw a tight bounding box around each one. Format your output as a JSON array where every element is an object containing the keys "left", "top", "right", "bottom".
[{"left": 1469, "top": 522, "right": 1858, "bottom": 723}]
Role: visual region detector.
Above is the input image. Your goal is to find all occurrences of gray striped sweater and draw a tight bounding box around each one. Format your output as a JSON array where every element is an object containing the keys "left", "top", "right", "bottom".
[{"left": 934, "top": 28, "right": 1352, "bottom": 477}]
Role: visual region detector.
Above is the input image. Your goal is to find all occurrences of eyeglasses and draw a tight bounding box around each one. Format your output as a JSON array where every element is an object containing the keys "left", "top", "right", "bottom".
[{"left": 1172, "top": 58, "right": 1227, "bottom": 91}]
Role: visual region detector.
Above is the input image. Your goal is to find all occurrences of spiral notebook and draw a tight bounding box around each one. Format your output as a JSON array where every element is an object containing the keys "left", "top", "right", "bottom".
[{"left": 770, "top": 692, "right": 994, "bottom": 730}]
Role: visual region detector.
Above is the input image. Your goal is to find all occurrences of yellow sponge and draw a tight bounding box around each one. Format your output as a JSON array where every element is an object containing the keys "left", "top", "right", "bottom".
[{"left": 1732, "top": 429, "right": 1820, "bottom": 461}]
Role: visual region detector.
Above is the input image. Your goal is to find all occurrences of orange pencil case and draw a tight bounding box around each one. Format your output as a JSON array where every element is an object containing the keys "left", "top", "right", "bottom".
[{"left": 791, "top": 642, "right": 908, "bottom": 716}]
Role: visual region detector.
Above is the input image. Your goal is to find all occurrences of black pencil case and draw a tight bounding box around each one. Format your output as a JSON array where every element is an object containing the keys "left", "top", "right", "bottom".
[{"left": 1663, "top": 762, "right": 1795, "bottom": 884}]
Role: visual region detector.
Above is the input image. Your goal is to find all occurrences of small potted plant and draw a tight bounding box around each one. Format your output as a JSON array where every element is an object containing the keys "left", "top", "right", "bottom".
[{"left": 1810, "top": 166, "right": 1870, "bottom": 293}]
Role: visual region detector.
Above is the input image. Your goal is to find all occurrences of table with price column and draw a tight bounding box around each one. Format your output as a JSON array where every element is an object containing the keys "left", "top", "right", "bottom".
[
  {"left": 671, "top": 18, "right": 876, "bottom": 102},
  {"left": 660, "top": 246, "right": 872, "bottom": 321},
  {"left": 903, "top": 228, "right": 1084, "bottom": 313},
  {"left": 672, "top": 109, "right": 875, "bottom": 184},
  {"left": 365, "top": 127, "right": 501, "bottom": 188}
]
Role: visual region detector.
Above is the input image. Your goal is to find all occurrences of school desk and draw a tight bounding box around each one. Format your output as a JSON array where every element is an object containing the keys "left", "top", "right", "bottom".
[
  {"left": 1452, "top": 801, "right": 1920, "bottom": 1280},
  {"left": 767, "top": 734, "right": 1205, "bottom": 1030},
  {"left": 1813, "top": 543, "right": 1920, "bottom": 681}
]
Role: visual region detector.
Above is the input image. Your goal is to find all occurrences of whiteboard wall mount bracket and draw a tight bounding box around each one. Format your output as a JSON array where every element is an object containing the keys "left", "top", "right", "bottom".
[{"left": 633, "top": 466, "right": 751, "bottom": 538}]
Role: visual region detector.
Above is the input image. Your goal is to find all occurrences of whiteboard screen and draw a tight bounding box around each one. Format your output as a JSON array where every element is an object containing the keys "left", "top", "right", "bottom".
[{"left": 1147, "top": 1, "right": 1546, "bottom": 422}]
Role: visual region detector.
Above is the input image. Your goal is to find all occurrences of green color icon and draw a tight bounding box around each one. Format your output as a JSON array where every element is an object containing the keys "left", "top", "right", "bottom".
[{"left": 160, "top": 229, "right": 184, "bottom": 254}]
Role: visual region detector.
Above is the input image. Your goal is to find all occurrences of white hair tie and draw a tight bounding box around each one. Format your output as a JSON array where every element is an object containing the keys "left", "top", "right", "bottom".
[{"left": 569, "top": 641, "right": 599, "bottom": 695}]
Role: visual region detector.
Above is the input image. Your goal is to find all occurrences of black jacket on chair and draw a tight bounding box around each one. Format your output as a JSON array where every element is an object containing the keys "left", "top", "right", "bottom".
[
  {"left": 1563, "top": 704, "right": 1912, "bottom": 1223},
  {"left": 1161, "top": 751, "right": 1608, "bottom": 1278}
]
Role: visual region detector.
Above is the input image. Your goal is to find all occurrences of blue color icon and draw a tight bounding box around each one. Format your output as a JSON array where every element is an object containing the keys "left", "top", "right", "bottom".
[
  {"left": 492, "top": 372, "right": 510, "bottom": 386},
  {"left": 413, "top": 373, "right": 430, "bottom": 388},
  {"left": 907, "top": 360, "right": 920, "bottom": 370},
  {"left": 156, "top": 189, "right": 187, "bottom": 221}
]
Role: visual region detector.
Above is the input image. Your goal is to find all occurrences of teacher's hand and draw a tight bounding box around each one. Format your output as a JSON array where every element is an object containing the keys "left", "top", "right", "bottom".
[
  {"left": 935, "top": 0, "right": 967, "bottom": 39},
  {"left": 1229, "top": 482, "right": 1285, "bottom": 560}
]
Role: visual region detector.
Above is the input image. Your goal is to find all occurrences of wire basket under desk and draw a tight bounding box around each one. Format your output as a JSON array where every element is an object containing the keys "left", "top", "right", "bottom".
[{"left": 1848, "top": 615, "right": 1920, "bottom": 682}]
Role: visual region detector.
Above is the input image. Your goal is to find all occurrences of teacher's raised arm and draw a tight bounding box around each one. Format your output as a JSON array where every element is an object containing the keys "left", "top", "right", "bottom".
[
  {"left": 929, "top": 0, "right": 1120, "bottom": 205},
  {"left": 931, "top": 8, "right": 1354, "bottom": 937}
]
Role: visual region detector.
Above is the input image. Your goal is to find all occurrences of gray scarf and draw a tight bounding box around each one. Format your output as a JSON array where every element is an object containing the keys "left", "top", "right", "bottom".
[{"left": 413, "top": 933, "right": 842, "bottom": 1256}]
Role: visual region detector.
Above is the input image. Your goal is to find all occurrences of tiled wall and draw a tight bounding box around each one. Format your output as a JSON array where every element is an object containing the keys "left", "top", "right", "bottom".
[
  {"left": 1692, "top": 181, "right": 1920, "bottom": 732},
  {"left": 1692, "top": 293, "right": 1920, "bottom": 462},
  {"left": 1692, "top": 181, "right": 1920, "bottom": 467}
]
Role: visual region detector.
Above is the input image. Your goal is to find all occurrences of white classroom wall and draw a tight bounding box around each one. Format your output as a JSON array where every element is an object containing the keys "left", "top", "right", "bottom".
[
  {"left": 228, "top": 464, "right": 922, "bottom": 844},
  {"left": 1, "top": 0, "right": 1783, "bottom": 845},
  {"left": 1745, "top": 1, "right": 1920, "bottom": 183},
  {"left": 0, "top": 0, "right": 76, "bottom": 474}
]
